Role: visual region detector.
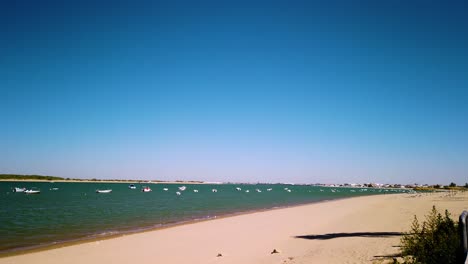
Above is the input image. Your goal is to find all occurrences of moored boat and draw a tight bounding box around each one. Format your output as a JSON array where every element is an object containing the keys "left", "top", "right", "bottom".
[
  {"left": 128, "top": 184, "right": 136, "bottom": 189},
  {"left": 141, "top": 186, "right": 152, "bottom": 192},
  {"left": 13, "top": 187, "right": 26, "bottom": 193},
  {"left": 25, "top": 189, "right": 41, "bottom": 194},
  {"left": 96, "top": 189, "right": 112, "bottom": 194}
]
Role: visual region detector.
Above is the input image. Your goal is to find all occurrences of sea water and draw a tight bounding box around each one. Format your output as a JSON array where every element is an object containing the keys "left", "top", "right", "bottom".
[{"left": 0, "top": 181, "right": 406, "bottom": 253}]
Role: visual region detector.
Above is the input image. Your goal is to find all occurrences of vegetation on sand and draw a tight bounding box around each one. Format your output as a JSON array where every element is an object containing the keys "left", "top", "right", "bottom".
[{"left": 399, "top": 206, "right": 462, "bottom": 264}]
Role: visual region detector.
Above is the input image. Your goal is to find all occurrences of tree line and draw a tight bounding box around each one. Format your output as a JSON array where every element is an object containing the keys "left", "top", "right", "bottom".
[{"left": 0, "top": 174, "right": 64, "bottom": 181}]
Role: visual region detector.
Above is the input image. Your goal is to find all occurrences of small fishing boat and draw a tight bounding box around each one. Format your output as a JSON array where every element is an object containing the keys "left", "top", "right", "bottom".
[
  {"left": 96, "top": 189, "right": 112, "bottom": 194},
  {"left": 50, "top": 187, "right": 59, "bottom": 191},
  {"left": 141, "top": 186, "right": 152, "bottom": 192},
  {"left": 25, "top": 189, "right": 41, "bottom": 194},
  {"left": 128, "top": 184, "right": 136, "bottom": 189},
  {"left": 178, "top": 186, "right": 187, "bottom": 191},
  {"left": 13, "top": 187, "right": 26, "bottom": 193}
]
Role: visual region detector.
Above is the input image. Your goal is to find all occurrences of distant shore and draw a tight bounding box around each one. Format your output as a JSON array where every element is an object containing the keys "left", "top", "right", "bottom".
[
  {"left": 0, "top": 178, "right": 208, "bottom": 184},
  {"left": 0, "top": 174, "right": 211, "bottom": 184},
  {"left": 1, "top": 191, "right": 467, "bottom": 264}
]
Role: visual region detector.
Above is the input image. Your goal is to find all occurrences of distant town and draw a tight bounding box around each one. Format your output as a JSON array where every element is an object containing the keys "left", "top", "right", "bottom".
[{"left": 1, "top": 174, "right": 467, "bottom": 190}]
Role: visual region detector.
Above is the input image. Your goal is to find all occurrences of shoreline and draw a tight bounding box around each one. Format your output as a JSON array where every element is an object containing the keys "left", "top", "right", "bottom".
[
  {"left": 0, "top": 179, "right": 210, "bottom": 184},
  {"left": 0, "top": 194, "right": 371, "bottom": 257},
  {"left": 2, "top": 191, "right": 466, "bottom": 263}
]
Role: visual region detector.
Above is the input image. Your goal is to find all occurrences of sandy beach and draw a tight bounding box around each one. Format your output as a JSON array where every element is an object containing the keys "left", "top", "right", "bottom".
[{"left": 1, "top": 191, "right": 467, "bottom": 264}]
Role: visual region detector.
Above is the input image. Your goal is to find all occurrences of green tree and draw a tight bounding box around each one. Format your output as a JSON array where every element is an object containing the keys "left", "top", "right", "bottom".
[{"left": 449, "top": 182, "right": 457, "bottom": 188}]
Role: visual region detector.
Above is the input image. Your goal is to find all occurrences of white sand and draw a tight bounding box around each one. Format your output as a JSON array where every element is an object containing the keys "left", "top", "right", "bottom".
[{"left": 1, "top": 191, "right": 467, "bottom": 264}]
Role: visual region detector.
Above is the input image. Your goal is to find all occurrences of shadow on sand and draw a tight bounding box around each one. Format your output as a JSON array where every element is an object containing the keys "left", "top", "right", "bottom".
[{"left": 295, "top": 232, "right": 404, "bottom": 240}]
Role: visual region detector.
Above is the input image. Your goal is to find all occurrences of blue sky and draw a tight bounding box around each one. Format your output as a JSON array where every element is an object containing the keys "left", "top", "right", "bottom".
[{"left": 1, "top": 1, "right": 467, "bottom": 184}]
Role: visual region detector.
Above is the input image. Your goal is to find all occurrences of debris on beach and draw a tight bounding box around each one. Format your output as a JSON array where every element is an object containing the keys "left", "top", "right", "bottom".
[
  {"left": 217, "top": 253, "right": 223, "bottom": 257},
  {"left": 271, "top": 249, "right": 280, "bottom": 254}
]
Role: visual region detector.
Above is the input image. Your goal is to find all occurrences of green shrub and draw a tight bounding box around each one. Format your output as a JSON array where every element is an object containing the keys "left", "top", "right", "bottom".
[
  {"left": 400, "top": 206, "right": 461, "bottom": 264},
  {"left": 0, "top": 174, "right": 64, "bottom": 180}
]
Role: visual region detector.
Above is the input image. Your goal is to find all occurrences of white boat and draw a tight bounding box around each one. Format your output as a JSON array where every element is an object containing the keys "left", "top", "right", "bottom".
[
  {"left": 25, "top": 189, "right": 41, "bottom": 194},
  {"left": 13, "top": 187, "right": 26, "bottom": 193},
  {"left": 141, "top": 186, "right": 152, "bottom": 192},
  {"left": 96, "top": 189, "right": 112, "bottom": 193},
  {"left": 178, "top": 186, "right": 187, "bottom": 191},
  {"left": 128, "top": 184, "right": 136, "bottom": 189},
  {"left": 50, "top": 187, "right": 59, "bottom": 191}
]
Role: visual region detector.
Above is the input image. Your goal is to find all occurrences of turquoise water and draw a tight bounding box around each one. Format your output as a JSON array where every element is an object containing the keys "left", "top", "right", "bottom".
[{"left": 0, "top": 181, "right": 407, "bottom": 253}]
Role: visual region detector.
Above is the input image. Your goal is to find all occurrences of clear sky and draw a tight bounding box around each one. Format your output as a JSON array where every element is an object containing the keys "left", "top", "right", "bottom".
[{"left": 1, "top": 0, "right": 467, "bottom": 184}]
